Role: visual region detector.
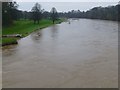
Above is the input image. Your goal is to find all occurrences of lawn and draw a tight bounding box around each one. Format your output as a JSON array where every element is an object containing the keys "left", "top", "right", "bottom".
[
  {"left": 2, "top": 38, "right": 17, "bottom": 46},
  {"left": 3, "top": 19, "right": 60, "bottom": 36},
  {"left": 2, "top": 19, "right": 64, "bottom": 46}
]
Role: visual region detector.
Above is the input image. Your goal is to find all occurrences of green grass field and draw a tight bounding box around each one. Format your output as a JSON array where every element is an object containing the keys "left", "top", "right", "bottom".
[
  {"left": 2, "top": 19, "right": 64, "bottom": 46},
  {"left": 2, "top": 38, "right": 17, "bottom": 46}
]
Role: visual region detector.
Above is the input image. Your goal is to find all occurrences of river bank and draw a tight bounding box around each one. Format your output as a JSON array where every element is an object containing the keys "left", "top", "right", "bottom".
[{"left": 2, "top": 19, "right": 64, "bottom": 46}]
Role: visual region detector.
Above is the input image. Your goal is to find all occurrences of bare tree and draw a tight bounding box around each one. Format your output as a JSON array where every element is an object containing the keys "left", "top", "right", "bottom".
[
  {"left": 50, "top": 7, "right": 58, "bottom": 24},
  {"left": 31, "top": 3, "right": 42, "bottom": 24}
]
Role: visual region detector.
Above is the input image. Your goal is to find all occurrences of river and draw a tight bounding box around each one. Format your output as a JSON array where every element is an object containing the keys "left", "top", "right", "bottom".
[{"left": 2, "top": 19, "right": 118, "bottom": 88}]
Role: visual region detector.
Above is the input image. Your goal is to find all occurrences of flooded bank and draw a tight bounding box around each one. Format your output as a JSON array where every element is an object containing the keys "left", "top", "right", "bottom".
[{"left": 2, "top": 19, "right": 118, "bottom": 88}]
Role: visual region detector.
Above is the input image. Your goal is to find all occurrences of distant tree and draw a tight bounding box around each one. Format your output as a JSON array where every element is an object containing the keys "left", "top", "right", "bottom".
[
  {"left": 50, "top": 7, "right": 58, "bottom": 24},
  {"left": 42, "top": 11, "right": 50, "bottom": 19},
  {"left": 23, "top": 11, "right": 27, "bottom": 20},
  {"left": 2, "top": 2, "right": 18, "bottom": 26},
  {"left": 118, "top": 4, "right": 120, "bottom": 21},
  {"left": 86, "top": 6, "right": 118, "bottom": 20},
  {"left": 57, "top": 4, "right": 119, "bottom": 21},
  {"left": 31, "top": 3, "right": 42, "bottom": 24}
]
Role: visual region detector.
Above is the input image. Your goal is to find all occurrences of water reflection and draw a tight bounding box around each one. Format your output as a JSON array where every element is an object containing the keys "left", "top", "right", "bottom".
[{"left": 50, "top": 25, "right": 59, "bottom": 39}]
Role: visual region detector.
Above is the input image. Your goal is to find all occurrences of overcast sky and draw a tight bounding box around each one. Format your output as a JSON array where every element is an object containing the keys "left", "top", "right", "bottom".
[{"left": 17, "top": 1, "right": 119, "bottom": 12}]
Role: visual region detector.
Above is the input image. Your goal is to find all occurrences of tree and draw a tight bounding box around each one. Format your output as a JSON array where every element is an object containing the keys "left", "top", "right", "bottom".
[
  {"left": 42, "top": 11, "right": 50, "bottom": 19},
  {"left": 2, "top": 2, "right": 18, "bottom": 26},
  {"left": 57, "top": 4, "right": 119, "bottom": 21},
  {"left": 31, "top": 3, "right": 42, "bottom": 24},
  {"left": 50, "top": 7, "right": 58, "bottom": 24}
]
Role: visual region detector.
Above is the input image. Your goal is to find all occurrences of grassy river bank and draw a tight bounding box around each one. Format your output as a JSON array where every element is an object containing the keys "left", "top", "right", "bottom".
[{"left": 2, "top": 19, "right": 64, "bottom": 46}]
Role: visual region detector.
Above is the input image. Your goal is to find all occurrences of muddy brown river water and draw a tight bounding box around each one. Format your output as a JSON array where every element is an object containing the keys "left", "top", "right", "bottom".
[{"left": 2, "top": 19, "right": 118, "bottom": 88}]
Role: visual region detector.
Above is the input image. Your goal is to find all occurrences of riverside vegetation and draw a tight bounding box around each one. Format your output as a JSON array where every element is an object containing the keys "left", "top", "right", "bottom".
[
  {"left": 2, "top": 2, "right": 63, "bottom": 46},
  {"left": 2, "top": 19, "right": 64, "bottom": 46}
]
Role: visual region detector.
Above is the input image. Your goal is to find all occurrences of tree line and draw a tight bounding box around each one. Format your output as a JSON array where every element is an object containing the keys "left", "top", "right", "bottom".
[
  {"left": 59, "top": 4, "right": 120, "bottom": 21},
  {"left": 2, "top": 2, "right": 58, "bottom": 26},
  {"left": 2, "top": 2, "right": 120, "bottom": 26}
]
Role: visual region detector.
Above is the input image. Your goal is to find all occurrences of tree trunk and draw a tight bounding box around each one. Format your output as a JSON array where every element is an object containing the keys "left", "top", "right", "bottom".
[{"left": 53, "top": 20, "right": 54, "bottom": 24}]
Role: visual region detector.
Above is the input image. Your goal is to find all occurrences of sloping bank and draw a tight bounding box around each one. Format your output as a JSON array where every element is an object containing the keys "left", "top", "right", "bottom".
[{"left": 2, "top": 19, "right": 64, "bottom": 46}]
